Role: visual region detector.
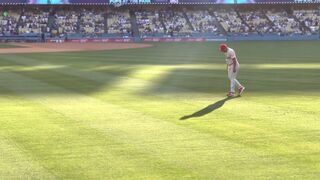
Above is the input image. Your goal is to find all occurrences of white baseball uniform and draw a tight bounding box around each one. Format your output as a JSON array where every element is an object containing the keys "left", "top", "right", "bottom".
[{"left": 225, "top": 47, "right": 243, "bottom": 93}]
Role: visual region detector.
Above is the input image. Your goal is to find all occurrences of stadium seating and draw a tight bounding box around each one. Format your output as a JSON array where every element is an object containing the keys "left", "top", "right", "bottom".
[
  {"left": 107, "top": 9, "right": 131, "bottom": 36},
  {"left": 0, "top": 10, "right": 20, "bottom": 35},
  {"left": 80, "top": 9, "right": 105, "bottom": 34},
  {"left": 0, "top": 5, "right": 318, "bottom": 38},
  {"left": 266, "top": 10, "right": 302, "bottom": 35},
  {"left": 135, "top": 10, "right": 164, "bottom": 37},
  {"left": 214, "top": 9, "right": 249, "bottom": 35},
  {"left": 239, "top": 10, "right": 273, "bottom": 34},
  {"left": 19, "top": 8, "right": 49, "bottom": 34},
  {"left": 161, "top": 10, "right": 193, "bottom": 36},
  {"left": 186, "top": 10, "right": 219, "bottom": 34},
  {"left": 54, "top": 10, "right": 78, "bottom": 35},
  {"left": 294, "top": 9, "right": 320, "bottom": 34}
]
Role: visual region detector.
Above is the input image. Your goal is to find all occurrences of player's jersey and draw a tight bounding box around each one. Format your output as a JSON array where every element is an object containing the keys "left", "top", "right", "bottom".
[{"left": 224, "top": 47, "right": 239, "bottom": 67}]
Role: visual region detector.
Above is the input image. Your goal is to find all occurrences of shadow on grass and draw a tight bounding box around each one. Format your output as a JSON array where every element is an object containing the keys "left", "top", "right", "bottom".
[{"left": 180, "top": 96, "right": 240, "bottom": 120}]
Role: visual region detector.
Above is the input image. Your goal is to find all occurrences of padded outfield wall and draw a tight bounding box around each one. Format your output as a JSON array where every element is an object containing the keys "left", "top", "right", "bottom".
[
  {"left": 2, "top": 35, "right": 319, "bottom": 43},
  {"left": 0, "top": 0, "right": 319, "bottom": 4}
]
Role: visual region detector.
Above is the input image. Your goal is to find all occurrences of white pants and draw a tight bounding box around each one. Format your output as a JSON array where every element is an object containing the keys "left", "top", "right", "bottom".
[{"left": 228, "top": 65, "right": 242, "bottom": 93}]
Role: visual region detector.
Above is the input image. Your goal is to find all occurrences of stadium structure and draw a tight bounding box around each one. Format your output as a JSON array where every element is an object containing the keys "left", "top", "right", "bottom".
[{"left": 0, "top": 0, "right": 319, "bottom": 42}]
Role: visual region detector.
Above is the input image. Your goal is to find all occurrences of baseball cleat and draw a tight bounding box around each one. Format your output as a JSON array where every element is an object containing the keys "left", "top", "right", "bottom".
[
  {"left": 227, "top": 92, "right": 235, "bottom": 97},
  {"left": 238, "top": 86, "right": 245, "bottom": 95}
]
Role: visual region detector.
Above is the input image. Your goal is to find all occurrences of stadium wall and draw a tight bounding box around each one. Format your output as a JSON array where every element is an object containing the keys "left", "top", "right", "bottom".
[
  {"left": 227, "top": 34, "right": 320, "bottom": 41},
  {"left": 139, "top": 35, "right": 320, "bottom": 42},
  {"left": 1, "top": 35, "right": 319, "bottom": 43},
  {"left": 0, "top": 34, "right": 41, "bottom": 42}
]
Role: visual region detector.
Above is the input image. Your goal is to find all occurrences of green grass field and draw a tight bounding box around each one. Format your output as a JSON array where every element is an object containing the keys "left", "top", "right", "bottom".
[
  {"left": 0, "top": 41, "right": 319, "bottom": 179},
  {"left": 0, "top": 43, "right": 23, "bottom": 49}
]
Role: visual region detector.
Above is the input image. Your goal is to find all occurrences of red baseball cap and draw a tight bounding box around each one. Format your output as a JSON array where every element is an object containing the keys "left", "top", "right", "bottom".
[{"left": 220, "top": 44, "right": 228, "bottom": 52}]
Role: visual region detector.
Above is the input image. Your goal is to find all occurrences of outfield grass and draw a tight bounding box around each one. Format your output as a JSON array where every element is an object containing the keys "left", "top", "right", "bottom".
[
  {"left": 0, "top": 43, "right": 24, "bottom": 49},
  {"left": 0, "top": 41, "right": 319, "bottom": 179}
]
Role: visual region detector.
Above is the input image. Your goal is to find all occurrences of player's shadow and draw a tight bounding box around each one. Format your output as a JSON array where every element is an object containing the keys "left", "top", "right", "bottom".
[{"left": 180, "top": 96, "right": 240, "bottom": 120}]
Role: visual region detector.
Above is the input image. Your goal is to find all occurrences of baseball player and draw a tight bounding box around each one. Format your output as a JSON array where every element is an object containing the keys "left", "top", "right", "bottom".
[{"left": 219, "top": 44, "right": 245, "bottom": 97}]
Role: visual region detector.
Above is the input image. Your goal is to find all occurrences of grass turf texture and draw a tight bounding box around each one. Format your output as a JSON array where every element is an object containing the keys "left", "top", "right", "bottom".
[
  {"left": 0, "top": 41, "right": 319, "bottom": 179},
  {"left": 0, "top": 43, "right": 24, "bottom": 49}
]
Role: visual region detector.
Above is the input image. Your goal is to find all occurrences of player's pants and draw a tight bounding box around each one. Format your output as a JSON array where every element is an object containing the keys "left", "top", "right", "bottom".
[{"left": 228, "top": 66, "right": 242, "bottom": 93}]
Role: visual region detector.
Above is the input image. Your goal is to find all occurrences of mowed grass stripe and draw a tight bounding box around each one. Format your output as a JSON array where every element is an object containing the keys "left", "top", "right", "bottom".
[
  {"left": 2, "top": 55, "right": 318, "bottom": 131},
  {"left": 0, "top": 70, "right": 315, "bottom": 179},
  {"left": 1, "top": 54, "right": 319, "bottom": 177},
  {"left": 1, "top": 54, "right": 319, "bottom": 95},
  {"left": 0, "top": 78, "right": 198, "bottom": 179},
  {"left": 94, "top": 85, "right": 320, "bottom": 170},
  {"left": 0, "top": 41, "right": 319, "bottom": 179},
  {"left": 2, "top": 54, "right": 318, "bottom": 119},
  {"left": 3, "top": 49, "right": 319, "bottom": 92},
  {"left": 2, "top": 54, "right": 319, "bottom": 146},
  {"left": 22, "top": 41, "right": 320, "bottom": 65},
  {"left": 0, "top": 127, "right": 56, "bottom": 179}
]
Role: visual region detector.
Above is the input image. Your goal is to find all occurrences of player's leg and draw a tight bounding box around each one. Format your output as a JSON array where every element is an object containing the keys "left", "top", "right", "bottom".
[
  {"left": 230, "top": 74, "right": 237, "bottom": 93},
  {"left": 227, "top": 69, "right": 236, "bottom": 97},
  {"left": 233, "top": 66, "right": 245, "bottom": 95},
  {"left": 234, "top": 79, "right": 241, "bottom": 87}
]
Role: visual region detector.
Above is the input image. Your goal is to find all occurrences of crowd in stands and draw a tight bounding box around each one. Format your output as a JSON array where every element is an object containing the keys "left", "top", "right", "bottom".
[
  {"left": 53, "top": 10, "right": 78, "bottom": 35},
  {"left": 186, "top": 10, "right": 219, "bottom": 34},
  {"left": 266, "top": 10, "right": 302, "bottom": 35},
  {"left": 294, "top": 10, "right": 319, "bottom": 34},
  {"left": 215, "top": 10, "right": 249, "bottom": 34},
  {"left": 0, "top": 6, "right": 319, "bottom": 37},
  {"left": 161, "top": 10, "right": 192, "bottom": 36},
  {"left": 0, "top": 11, "right": 19, "bottom": 35},
  {"left": 79, "top": 9, "right": 105, "bottom": 35},
  {"left": 135, "top": 10, "right": 164, "bottom": 36},
  {"left": 240, "top": 10, "right": 274, "bottom": 33},
  {"left": 19, "top": 9, "right": 49, "bottom": 34},
  {"left": 107, "top": 10, "right": 131, "bottom": 36}
]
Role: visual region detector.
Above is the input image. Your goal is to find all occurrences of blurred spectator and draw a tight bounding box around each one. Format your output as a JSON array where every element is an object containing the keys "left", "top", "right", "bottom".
[
  {"left": 161, "top": 10, "right": 192, "bottom": 36},
  {"left": 135, "top": 10, "right": 164, "bottom": 37},
  {"left": 267, "top": 10, "right": 302, "bottom": 35},
  {"left": 215, "top": 10, "right": 249, "bottom": 34},
  {"left": 19, "top": 8, "right": 49, "bottom": 34},
  {"left": 79, "top": 8, "right": 105, "bottom": 35},
  {"left": 186, "top": 10, "right": 219, "bottom": 34},
  {"left": 0, "top": 10, "right": 19, "bottom": 35},
  {"left": 107, "top": 10, "right": 131, "bottom": 36},
  {"left": 240, "top": 10, "right": 273, "bottom": 33},
  {"left": 294, "top": 10, "right": 319, "bottom": 34},
  {"left": 0, "top": 6, "right": 318, "bottom": 38},
  {"left": 53, "top": 10, "right": 78, "bottom": 34}
]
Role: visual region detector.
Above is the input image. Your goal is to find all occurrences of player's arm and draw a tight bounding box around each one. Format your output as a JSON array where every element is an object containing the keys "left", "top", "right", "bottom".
[
  {"left": 231, "top": 57, "right": 237, "bottom": 73},
  {"left": 228, "top": 50, "right": 237, "bottom": 73}
]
